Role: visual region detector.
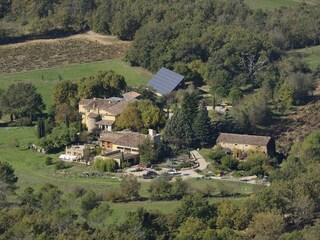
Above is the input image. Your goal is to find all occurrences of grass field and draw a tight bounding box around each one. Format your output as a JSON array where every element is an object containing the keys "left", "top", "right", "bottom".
[
  {"left": 289, "top": 45, "right": 320, "bottom": 71},
  {"left": 0, "top": 59, "right": 153, "bottom": 106},
  {"left": 0, "top": 126, "right": 254, "bottom": 223},
  {"left": 244, "top": 0, "right": 316, "bottom": 10}
]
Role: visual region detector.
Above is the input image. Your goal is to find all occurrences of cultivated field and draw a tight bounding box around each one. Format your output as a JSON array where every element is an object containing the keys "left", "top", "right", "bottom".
[
  {"left": 0, "top": 126, "right": 254, "bottom": 223},
  {"left": 0, "top": 32, "right": 130, "bottom": 74},
  {"left": 0, "top": 32, "right": 152, "bottom": 106},
  {"left": 244, "top": 0, "right": 318, "bottom": 10}
]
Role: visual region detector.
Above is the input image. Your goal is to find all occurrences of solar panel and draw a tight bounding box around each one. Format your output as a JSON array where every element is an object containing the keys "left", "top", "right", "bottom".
[{"left": 146, "top": 67, "right": 184, "bottom": 95}]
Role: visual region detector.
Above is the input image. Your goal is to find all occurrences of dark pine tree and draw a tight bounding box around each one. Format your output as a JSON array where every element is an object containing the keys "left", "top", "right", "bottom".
[
  {"left": 193, "top": 101, "right": 213, "bottom": 147},
  {"left": 36, "top": 118, "right": 45, "bottom": 139},
  {"left": 181, "top": 92, "right": 200, "bottom": 125},
  {"left": 163, "top": 109, "right": 193, "bottom": 148}
]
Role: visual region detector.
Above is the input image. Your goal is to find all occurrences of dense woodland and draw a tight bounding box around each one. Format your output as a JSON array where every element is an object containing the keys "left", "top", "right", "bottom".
[{"left": 1, "top": 0, "right": 320, "bottom": 239}]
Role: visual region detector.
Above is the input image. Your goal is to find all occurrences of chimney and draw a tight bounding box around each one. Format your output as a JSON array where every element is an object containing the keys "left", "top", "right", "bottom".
[{"left": 148, "top": 129, "right": 156, "bottom": 137}]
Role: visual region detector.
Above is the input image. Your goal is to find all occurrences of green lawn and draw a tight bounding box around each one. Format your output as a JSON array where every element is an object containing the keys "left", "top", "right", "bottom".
[
  {"left": 0, "top": 59, "right": 152, "bottom": 106},
  {"left": 244, "top": 0, "right": 312, "bottom": 10},
  {"left": 289, "top": 45, "right": 320, "bottom": 71}
]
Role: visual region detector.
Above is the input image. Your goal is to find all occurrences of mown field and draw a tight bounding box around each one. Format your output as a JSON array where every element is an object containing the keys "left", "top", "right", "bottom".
[
  {"left": 0, "top": 126, "right": 254, "bottom": 223},
  {"left": 0, "top": 35, "right": 152, "bottom": 106},
  {"left": 0, "top": 59, "right": 152, "bottom": 105},
  {"left": 244, "top": 0, "right": 317, "bottom": 10},
  {"left": 289, "top": 45, "right": 320, "bottom": 71}
]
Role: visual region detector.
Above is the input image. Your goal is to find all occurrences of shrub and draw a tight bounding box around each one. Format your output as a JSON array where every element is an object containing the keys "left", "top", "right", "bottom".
[
  {"left": 93, "top": 158, "right": 118, "bottom": 172},
  {"left": 55, "top": 160, "right": 68, "bottom": 170},
  {"left": 220, "top": 156, "right": 239, "bottom": 170},
  {"left": 73, "top": 186, "right": 87, "bottom": 198},
  {"left": 208, "top": 150, "right": 227, "bottom": 162},
  {"left": 45, "top": 157, "right": 53, "bottom": 165}
]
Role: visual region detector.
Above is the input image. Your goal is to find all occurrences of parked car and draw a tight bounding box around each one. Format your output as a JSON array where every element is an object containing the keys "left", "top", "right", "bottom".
[
  {"left": 166, "top": 169, "right": 177, "bottom": 175},
  {"left": 143, "top": 171, "right": 158, "bottom": 179}
]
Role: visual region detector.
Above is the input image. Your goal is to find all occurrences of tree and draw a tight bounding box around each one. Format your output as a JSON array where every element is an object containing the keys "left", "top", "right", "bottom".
[
  {"left": 171, "top": 177, "right": 189, "bottom": 200},
  {"left": 78, "top": 70, "right": 127, "bottom": 99},
  {"left": 54, "top": 103, "right": 78, "bottom": 124},
  {"left": 193, "top": 101, "right": 213, "bottom": 147},
  {"left": 0, "top": 83, "right": 45, "bottom": 121},
  {"left": 120, "top": 174, "right": 141, "bottom": 200},
  {"left": 38, "top": 183, "right": 62, "bottom": 213},
  {"left": 228, "top": 87, "right": 243, "bottom": 105},
  {"left": 139, "top": 139, "right": 159, "bottom": 165},
  {"left": 248, "top": 211, "right": 285, "bottom": 240},
  {"left": 81, "top": 190, "right": 100, "bottom": 215},
  {"left": 163, "top": 109, "right": 194, "bottom": 148},
  {"left": 0, "top": 161, "right": 18, "bottom": 205},
  {"left": 176, "top": 217, "right": 211, "bottom": 240},
  {"left": 52, "top": 80, "right": 78, "bottom": 106},
  {"left": 87, "top": 202, "right": 113, "bottom": 228},
  {"left": 115, "top": 104, "right": 143, "bottom": 131},
  {"left": 176, "top": 194, "right": 216, "bottom": 224},
  {"left": 116, "top": 100, "right": 164, "bottom": 131},
  {"left": 181, "top": 91, "right": 200, "bottom": 125},
  {"left": 36, "top": 118, "right": 46, "bottom": 138},
  {"left": 148, "top": 179, "right": 172, "bottom": 201}
]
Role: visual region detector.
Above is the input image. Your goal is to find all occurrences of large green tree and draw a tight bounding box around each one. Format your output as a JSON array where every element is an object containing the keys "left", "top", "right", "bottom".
[
  {"left": 193, "top": 101, "right": 213, "bottom": 147},
  {"left": 163, "top": 109, "right": 193, "bottom": 148},
  {"left": 78, "top": 70, "right": 127, "bottom": 99},
  {"left": 0, "top": 83, "right": 45, "bottom": 121}
]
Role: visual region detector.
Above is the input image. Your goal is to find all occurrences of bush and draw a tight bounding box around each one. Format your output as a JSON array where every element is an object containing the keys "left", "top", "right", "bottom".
[
  {"left": 93, "top": 158, "right": 118, "bottom": 172},
  {"left": 45, "top": 157, "right": 53, "bottom": 165},
  {"left": 73, "top": 186, "right": 87, "bottom": 198},
  {"left": 220, "top": 156, "right": 239, "bottom": 171},
  {"left": 55, "top": 160, "right": 68, "bottom": 170},
  {"left": 14, "top": 117, "right": 32, "bottom": 126}
]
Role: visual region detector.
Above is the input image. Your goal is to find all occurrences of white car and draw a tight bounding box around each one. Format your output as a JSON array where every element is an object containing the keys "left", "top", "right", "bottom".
[{"left": 166, "top": 169, "right": 177, "bottom": 175}]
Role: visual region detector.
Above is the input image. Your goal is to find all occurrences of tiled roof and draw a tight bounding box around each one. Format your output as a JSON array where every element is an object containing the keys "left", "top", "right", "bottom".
[
  {"left": 84, "top": 98, "right": 119, "bottom": 111},
  {"left": 95, "top": 119, "right": 115, "bottom": 126},
  {"left": 87, "top": 112, "right": 100, "bottom": 119},
  {"left": 79, "top": 99, "right": 92, "bottom": 105},
  {"left": 106, "top": 100, "right": 130, "bottom": 115},
  {"left": 123, "top": 91, "right": 141, "bottom": 100},
  {"left": 79, "top": 98, "right": 131, "bottom": 116},
  {"left": 216, "top": 133, "right": 272, "bottom": 146},
  {"left": 99, "top": 130, "right": 148, "bottom": 148}
]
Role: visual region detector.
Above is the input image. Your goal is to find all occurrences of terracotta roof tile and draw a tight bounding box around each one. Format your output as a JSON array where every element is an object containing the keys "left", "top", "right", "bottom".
[
  {"left": 123, "top": 91, "right": 141, "bottom": 100},
  {"left": 99, "top": 130, "right": 148, "bottom": 148},
  {"left": 106, "top": 100, "right": 130, "bottom": 115},
  {"left": 216, "top": 133, "right": 272, "bottom": 146}
]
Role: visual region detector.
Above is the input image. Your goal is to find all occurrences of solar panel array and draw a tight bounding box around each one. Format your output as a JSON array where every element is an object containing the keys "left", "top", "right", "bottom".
[{"left": 147, "top": 67, "right": 184, "bottom": 95}]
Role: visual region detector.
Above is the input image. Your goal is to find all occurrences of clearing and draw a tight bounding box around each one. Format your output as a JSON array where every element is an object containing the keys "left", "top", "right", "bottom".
[
  {"left": 289, "top": 45, "right": 320, "bottom": 71},
  {"left": 244, "top": 0, "right": 317, "bottom": 10}
]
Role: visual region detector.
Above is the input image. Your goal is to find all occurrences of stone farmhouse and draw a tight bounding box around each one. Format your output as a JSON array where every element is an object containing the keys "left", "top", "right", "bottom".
[
  {"left": 97, "top": 129, "right": 161, "bottom": 166},
  {"left": 79, "top": 91, "right": 141, "bottom": 133},
  {"left": 216, "top": 133, "right": 276, "bottom": 158}
]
